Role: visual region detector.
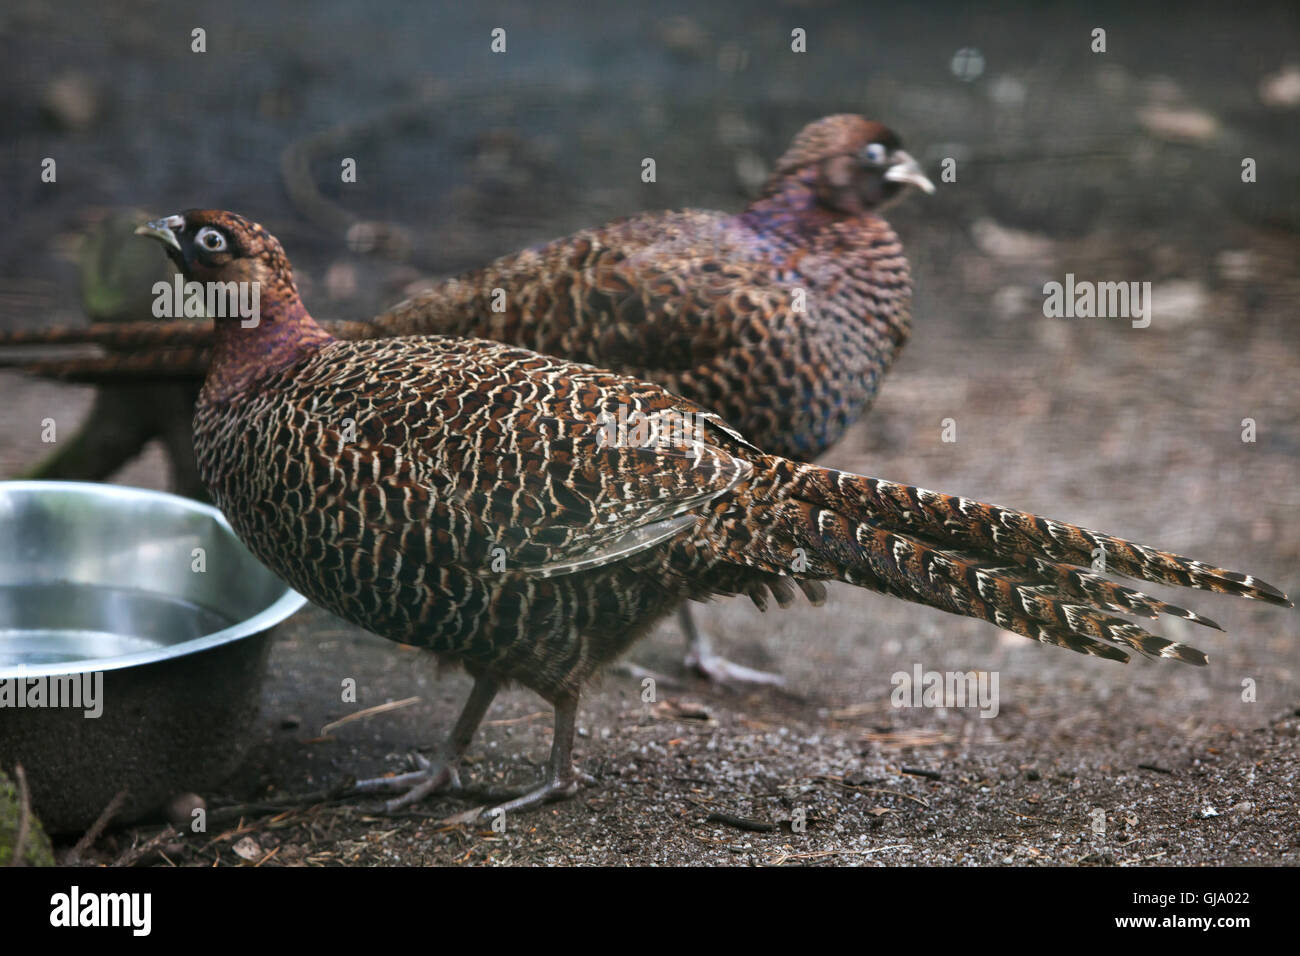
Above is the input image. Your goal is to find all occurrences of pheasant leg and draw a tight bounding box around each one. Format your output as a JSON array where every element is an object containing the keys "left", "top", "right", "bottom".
[
  {"left": 354, "top": 675, "right": 498, "bottom": 811},
  {"left": 480, "top": 693, "right": 593, "bottom": 818}
]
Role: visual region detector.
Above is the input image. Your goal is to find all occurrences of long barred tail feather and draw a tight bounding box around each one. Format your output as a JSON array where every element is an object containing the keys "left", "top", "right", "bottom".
[
  {"left": 749, "top": 462, "right": 1291, "bottom": 665},
  {"left": 802, "top": 469, "right": 1291, "bottom": 607},
  {"left": 0, "top": 317, "right": 386, "bottom": 351},
  {"left": 0, "top": 320, "right": 211, "bottom": 349},
  {"left": 0, "top": 317, "right": 385, "bottom": 384},
  {"left": 0, "top": 349, "right": 212, "bottom": 383}
]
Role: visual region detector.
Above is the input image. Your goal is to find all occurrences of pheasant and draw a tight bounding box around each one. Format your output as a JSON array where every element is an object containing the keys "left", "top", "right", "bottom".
[
  {"left": 135, "top": 209, "right": 1289, "bottom": 817},
  {"left": 1, "top": 115, "right": 935, "bottom": 684}
]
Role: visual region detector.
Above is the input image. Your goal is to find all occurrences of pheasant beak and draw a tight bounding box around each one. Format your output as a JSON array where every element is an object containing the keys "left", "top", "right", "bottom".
[
  {"left": 884, "top": 151, "right": 936, "bottom": 194},
  {"left": 134, "top": 215, "right": 185, "bottom": 252}
]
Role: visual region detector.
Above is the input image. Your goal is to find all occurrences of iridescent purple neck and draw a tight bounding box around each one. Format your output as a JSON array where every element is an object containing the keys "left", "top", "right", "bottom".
[
  {"left": 739, "top": 166, "right": 840, "bottom": 239},
  {"left": 205, "top": 295, "right": 333, "bottom": 404}
]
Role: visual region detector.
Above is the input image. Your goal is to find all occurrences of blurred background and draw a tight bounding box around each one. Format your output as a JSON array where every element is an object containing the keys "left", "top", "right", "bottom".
[{"left": 0, "top": 1, "right": 1297, "bottom": 864}]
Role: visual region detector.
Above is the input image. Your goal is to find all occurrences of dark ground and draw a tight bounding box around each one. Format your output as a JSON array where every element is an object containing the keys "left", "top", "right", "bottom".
[{"left": 0, "top": 1, "right": 1297, "bottom": 865}]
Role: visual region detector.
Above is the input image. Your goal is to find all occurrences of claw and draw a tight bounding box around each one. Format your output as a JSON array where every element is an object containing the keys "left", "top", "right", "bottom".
[
  {"left": 474, "top": 692, "right": 593, "bottom": 820},
  {"left": 679, "top": 605, "right": 786, "bottom": 686},
  {"left": 353, "top": 752, "right": 462, "bottom": 809},
  {"left": 480, "top": 766, "right": 593, "bottom": 819},
  {"left": 383, "top": 761, "right": 461, "bottom": 812},
  {"left": 349, "top": 677, "right": 497, "bottom": 810},
  {"left": 686, "top": 648, "right": 787, "bottom": 686}
]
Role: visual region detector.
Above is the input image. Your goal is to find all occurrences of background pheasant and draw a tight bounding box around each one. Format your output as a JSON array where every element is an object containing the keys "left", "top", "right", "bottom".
[
  {"left": 1, "top": 115, "right": 935, "bottom": 683},
  {"left": 137, "top": 210, "right": 1290, "bottom": 816}
]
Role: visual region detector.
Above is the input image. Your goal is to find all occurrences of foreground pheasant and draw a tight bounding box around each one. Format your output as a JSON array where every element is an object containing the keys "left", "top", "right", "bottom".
[
  {"left": 2, "top": 115, "right": 934, "bottom": 683},
  {"left": 136, "top": 209, "right": 1289, "bottom": 815}
]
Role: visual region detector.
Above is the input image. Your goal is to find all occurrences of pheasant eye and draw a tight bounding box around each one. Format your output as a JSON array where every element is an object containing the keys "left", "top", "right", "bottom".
[
  {"left": 863, "top": 143, "right": 888, "bottom": 165},
  {"left": 196, "top": 227, "right": 227, "bottom": 252}
]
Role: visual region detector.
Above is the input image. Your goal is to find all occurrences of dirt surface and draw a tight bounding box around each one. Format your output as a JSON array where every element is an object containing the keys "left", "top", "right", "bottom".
[{"left": 0, "top": 1, "right": 1297, "bottom": 865}]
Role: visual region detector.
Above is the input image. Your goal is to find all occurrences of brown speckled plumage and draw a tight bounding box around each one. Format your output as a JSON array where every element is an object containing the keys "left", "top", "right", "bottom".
[
  {"left": 363, "top": 115, "right": 922, "bottom": 459},
  {"left": 137, "top": 209, "right": 1289, "bottom": 813}
]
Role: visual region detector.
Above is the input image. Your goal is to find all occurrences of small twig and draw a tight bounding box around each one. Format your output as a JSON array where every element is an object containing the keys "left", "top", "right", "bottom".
[
  {"left": 10, "top": 764, "right": 31, "bottom": 867},
  {"left": 202, "top": 820, "right": 259, "bottom": 851},
  {"left": 111, "top": 825, "right": 178, "bottom": 868},
  {"left": 766, "top": 845, "right": 913, "bottom": 866},
  {"left": 206, "top": 780, "right": 356, "bottom": 824},
  {"left": 482, "top": 711, "right": 550, "bottom": 727},
  {"left": 1137, "top": 763, "right": 1173, "bottom": 775},
  {"left": 253, "top": 846, "right": 280, "bottom": 868},
  {"left": 860, "top": 728, "right": 955, "bottom": 748},
  {"left": 703, "top": 811, "right": 776, "bottom": 833},
  {"left": 862, "top": 787, "right": 929, "bottom": 808},
  {"left": 812, "top": 775, "right": 930, "bottom": 808},
  {"left": 67, "top": 788, "right": 128, "bottom": 864},
  {"left": 1005, "top": 808, "right": 1056, "bottom": 823},
  {"left": 320, "top": 697, "right": 421, "bottom": 736},
  {"left": 900, "top": 766, "right": 943, "bottom": 781}
]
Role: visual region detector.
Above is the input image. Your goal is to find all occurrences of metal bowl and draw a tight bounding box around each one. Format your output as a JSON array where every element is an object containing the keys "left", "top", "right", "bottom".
[{"left": 0, "top": 481, "right": 306, "bottom": 833}]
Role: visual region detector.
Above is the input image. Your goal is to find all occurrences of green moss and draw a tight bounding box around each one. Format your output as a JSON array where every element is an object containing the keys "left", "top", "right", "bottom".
[
  {"left": 79, "top": 209, "right": 179, "bottom": 322},
  {"left": 0, "top": 768, "right": 55, "bottom": 866}
]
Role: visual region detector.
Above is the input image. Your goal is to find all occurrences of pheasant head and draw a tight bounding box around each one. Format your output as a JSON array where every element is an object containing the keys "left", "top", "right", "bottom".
[
  {"left": 135, "top": 209, "right": 300, "bottom": 304},
  {"left": 135, "top": 209, "right": 329, "bottom": 398},
  {"left": 766, "top": 114, "right": 935, "bottom": 213}
]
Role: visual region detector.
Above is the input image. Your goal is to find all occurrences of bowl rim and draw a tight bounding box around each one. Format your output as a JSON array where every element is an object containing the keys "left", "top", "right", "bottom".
[{"left": 0, "top": 480, "right": 308, "bottom": 679}]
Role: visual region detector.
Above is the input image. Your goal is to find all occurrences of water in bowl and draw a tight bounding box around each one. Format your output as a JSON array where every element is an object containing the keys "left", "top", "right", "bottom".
[{"left": 0, "top": 582, "right": 236, "bottom": 667}]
